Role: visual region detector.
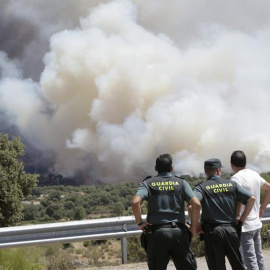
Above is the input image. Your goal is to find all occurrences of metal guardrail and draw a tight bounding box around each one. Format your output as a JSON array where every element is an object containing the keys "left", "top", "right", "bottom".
[
  {"left": 0, "top": 215, "right": 141, "bottom": 248},
  {"left": 0, "top": 206, "right": 269, "bottom": 264},
  {"left": 0, "top": 214, "right": 144, "bottom": 264}
]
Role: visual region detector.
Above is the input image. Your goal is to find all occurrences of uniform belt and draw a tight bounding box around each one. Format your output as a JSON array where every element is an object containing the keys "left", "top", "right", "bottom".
[
  {"left": 203, "top": 222, "right": 234, "bottom": 231},
  {"left": 152, "top": 222, "right": 185, "bottom": 229}
]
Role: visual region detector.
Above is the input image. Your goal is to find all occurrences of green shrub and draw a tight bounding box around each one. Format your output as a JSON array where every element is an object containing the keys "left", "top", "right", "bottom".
[
  {"left": 191, "top": 236, "right": 205, "bottom": 257},
  {"left": 83, "top": 240, "right": 90, "bottom": 247},
  {"left": 127, "top": 236, "right": 147, "bottom": 263},
  {"left": 91, "top": 239, "right": 107, "bottom": 245},
  {"left": 46, "top": 250, "right": 74, "bottom": 270},
  {"left": 260, "top": 224, "right": 270, "bottom": 249},
  {"left": 62, "top": 243, "right": 73, "bottom": 249},
  {"left": 90, "top": 248, "right": 100, "bottom": 266},
  {"left": 0, "top": 249, "right": 43, "bottom": 270},
  {"left": 45, "top": 245, "right": 60, "bottom": 257},
  {"left": 72, "top": 206, "right": 86, "bottom": 220},
  {"left": 75, "top": 249, "right": 83, "bottom": 254}
]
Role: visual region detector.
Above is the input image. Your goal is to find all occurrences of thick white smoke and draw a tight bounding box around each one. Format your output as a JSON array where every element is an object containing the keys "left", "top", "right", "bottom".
[{"left": 1, "top": 0, "right": 270, "bottom": 182}]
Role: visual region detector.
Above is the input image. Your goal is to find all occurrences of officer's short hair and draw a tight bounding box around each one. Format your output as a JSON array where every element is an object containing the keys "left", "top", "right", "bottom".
[
  {"left": 156, "top": 154, "right": 172, "bottom": 173},
  {"left": 204, "top": 158, "right": 222, "bottom": 170},
  {"left": 231, "top": 150, "right": 246, "bottom": 167}
]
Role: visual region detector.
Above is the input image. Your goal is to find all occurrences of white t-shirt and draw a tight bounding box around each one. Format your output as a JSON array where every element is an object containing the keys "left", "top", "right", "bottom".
[{"left": 230, "top": 168, "right": 265, "bottom": 232}]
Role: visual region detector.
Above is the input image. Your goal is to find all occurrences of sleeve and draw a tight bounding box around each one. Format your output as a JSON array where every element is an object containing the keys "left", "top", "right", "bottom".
[
  {"left": 135, "top": 182, "right": 149, "bottom": 200},
  {"left": 259, "top": 175, "right": 266, "bottom": 187},
  {"left": 182, "top": 180, "right": 196, "bottom": 202},
  {"left": 193, "top": 185, "right": 203, "bottom": 202},
  {"left": 236, "top": 183, "right": 252, "bottom": 205},
  {"left": 230, "top": 174, "right": 241, "bottom": 185}
]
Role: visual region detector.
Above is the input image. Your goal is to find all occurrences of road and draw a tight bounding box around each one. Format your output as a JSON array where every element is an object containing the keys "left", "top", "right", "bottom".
[{"left": 91, "top": 249, "right": 270, "bottom": 270}]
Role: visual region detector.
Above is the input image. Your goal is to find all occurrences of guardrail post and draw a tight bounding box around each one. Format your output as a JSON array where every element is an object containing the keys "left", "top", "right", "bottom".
[
  {"left": 121, "top": 222, "right": 128, "bottom": 264},
  {"left": 121, "top": 237, "right": 127, "bottom": 264}
]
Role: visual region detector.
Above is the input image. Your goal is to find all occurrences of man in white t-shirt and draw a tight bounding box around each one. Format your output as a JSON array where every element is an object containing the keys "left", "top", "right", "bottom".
[{"left": 230, "top": 150, "right": 270, "bottom": 270}]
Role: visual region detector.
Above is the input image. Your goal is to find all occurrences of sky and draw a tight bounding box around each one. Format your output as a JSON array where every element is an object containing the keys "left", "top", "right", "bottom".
[{"left": 1, "top": 0, "right": 270, "bottom": 182}]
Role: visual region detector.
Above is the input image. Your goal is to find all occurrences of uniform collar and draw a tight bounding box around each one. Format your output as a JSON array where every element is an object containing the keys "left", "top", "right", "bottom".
[
  {"left": 157, "top": 172, "right": 173, "bottom": 177},
  {"left": 207, "top": 175, "right": 221, "bottom": 181}
]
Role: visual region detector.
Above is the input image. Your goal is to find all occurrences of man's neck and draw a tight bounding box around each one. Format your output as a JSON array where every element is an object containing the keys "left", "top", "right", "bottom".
[
  {"left": 234, "top": 167, "right": 245, "bottom": 173},
  {"left": 207, "top": 174, "right": 219, "bottom": 180}
]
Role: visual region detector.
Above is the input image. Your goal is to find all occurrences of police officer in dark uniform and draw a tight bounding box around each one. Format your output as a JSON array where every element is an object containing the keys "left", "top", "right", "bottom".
[
  {"left": 193, "top": 158, "right": 255, "bottom": 270},
  {"left": 132, "top": 154, "right": 201, "bottom": 270}
]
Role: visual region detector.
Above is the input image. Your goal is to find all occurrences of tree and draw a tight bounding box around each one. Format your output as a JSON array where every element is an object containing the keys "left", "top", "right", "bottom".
[
  {"left": 23, "top": 203, "right": 41, "bottom": 221},
  {"left": 46, "top": 203, "right": 65, "bottom": 220},
  {"left": 73, "top": 206, "right": 86, "bottom": 220},
  {"left": 112, "top": 202, "right": 124, "bottom": 216},
  {"left": 31, "top": 187, "right": 42, "bottom": 197},
  {"left": 0, "top": 133, "right": 38, "bottom": 226},
  {"left": 48, "top": 190, "right": 62, "bottom": 201}
]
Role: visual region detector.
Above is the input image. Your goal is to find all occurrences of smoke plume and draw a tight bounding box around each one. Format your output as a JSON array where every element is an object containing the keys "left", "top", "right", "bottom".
[{"left": 1, "top": 0, "right": 270, "bottom": 182}]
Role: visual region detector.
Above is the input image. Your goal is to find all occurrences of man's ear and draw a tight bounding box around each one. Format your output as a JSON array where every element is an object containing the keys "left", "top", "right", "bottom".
[{"left": 170, "top": 166, "right": 173, "bottom": 172}]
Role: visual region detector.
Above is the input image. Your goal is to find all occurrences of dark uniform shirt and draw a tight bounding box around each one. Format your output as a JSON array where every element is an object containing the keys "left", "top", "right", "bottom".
[
  {"left": 194, "top": 175, "right": 252, "bottom": 224},
  {"left": 136, "top": 172, "right": 195, "bottom": 224}
]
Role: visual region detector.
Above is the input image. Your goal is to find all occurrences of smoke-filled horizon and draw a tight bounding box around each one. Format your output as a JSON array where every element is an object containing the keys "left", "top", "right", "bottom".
[{"left": 1, "top": 0, "right": 270, "bottom": 182}]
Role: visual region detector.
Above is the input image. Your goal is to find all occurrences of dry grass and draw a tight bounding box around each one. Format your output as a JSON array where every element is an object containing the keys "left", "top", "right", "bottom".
[{"left": 70, "top": 239, "right": 122, "bottom": 268}]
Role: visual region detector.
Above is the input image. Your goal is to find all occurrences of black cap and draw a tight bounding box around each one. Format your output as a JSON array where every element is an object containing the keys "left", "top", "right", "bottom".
[{"left": 204, "top": 158, "right": 222, "bottom": 169}]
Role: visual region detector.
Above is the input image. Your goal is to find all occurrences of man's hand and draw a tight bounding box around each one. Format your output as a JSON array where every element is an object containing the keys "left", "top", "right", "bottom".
[
  {"left": 236, "top": 219, "right": 243, "bottom": 239},
  {"left": 236, "top": 219, "right": 243, "bottom": 226},
  {"left": 139, "top": 222, "right": 152, "bottom": 231},
  {"left": 196, "top": 223, "right": 204, "bottom": 234},
  {"left": 186, "top": 222, "right": 198, "bottom": 238}
]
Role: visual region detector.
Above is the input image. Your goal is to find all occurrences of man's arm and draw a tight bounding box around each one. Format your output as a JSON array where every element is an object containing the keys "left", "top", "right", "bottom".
[
  {"left": 236, "top": 202, "right": 242, "bottom": 218},
  {"left": 260, "top": 182, "right": 270, "bottom": 218},
  {"left": 188, "top": 196, "right": 201, "bottom": 237},
  {"left": 187, "top": 204, "right": 192, "bottom": 220},
  {"left": 239, "top": 196, "right": 255, "bottom": 223},
  {"left": 132, "top": 195, "right": 149, "bottom": 230}
]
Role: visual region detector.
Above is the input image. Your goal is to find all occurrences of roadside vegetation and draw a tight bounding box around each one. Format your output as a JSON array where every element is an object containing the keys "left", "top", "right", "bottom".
[{"left": 17, "top": 174, "right": 270, "bottom": 268}]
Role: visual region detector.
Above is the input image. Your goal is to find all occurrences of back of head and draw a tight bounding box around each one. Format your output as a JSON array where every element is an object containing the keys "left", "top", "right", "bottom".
[
  {"left": 156, "top": 154, "right": 172, "bottom": 173},
  {"left": 204, "top": 158, "right": 222, "bottom": 176},
  {"left": 230, "top": 150, "right": 246, "bottom": 168}
]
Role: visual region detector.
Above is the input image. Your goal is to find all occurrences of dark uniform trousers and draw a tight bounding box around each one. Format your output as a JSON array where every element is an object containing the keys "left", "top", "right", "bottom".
[
  {"left": 203, "top": 223, "right": 246, "bottom": 270},
  {"left": 146, "top": 223, "right": 197, "bottom": 270}
]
